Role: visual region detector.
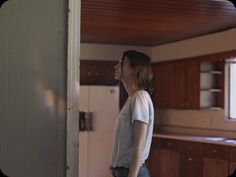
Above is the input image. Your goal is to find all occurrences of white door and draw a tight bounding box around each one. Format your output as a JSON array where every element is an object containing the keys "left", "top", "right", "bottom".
[{"left": 79, "top": 86, "right": 119, "bottom": 177}]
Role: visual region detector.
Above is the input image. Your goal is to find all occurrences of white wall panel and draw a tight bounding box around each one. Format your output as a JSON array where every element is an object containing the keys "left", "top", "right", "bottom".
[
  {"left": 0, "top": 2, "right": 9, "bottom": 174},
  {"left": 0, "top": 0, "right": 67, "bottom": 176}
]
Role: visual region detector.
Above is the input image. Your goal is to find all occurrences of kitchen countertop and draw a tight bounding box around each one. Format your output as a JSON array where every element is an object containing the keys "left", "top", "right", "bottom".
[{"left": 153, "top": 133, "right": 236, "bottom": 147}]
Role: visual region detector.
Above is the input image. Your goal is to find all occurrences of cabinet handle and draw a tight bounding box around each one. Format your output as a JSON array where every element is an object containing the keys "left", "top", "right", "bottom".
[
  {"left": 88, "top": 72, "right": 92, "bottom": 76},
  {"left": 188, "top": 146, "right": 192, "bottom": 149},
  {"left": 188, "top": 157, "right": 192, "bottom": 161},
  {"left": 213, "top": 149, "right": 217, "bottom": 153},
  {"left": 95, "top": 72, "right": 99, "bottom": 76}
]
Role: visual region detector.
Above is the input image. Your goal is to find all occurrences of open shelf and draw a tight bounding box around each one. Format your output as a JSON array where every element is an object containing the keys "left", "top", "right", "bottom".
[{"left": 200, "top": 61, "right": 224, "bottom": 110}]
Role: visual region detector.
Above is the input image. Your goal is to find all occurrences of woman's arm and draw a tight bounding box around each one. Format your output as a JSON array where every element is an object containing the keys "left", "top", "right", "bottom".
[{"left": 128, "top": 121, "right": 148, "bottom": 177}]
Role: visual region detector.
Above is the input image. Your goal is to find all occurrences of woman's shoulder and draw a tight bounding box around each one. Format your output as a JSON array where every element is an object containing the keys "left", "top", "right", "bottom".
[
  {"left": 134, "top": 90, "right": 149, "bottom": 97},
  {"left": 131, "top": 90, "right": 151, "bottom": 102}
]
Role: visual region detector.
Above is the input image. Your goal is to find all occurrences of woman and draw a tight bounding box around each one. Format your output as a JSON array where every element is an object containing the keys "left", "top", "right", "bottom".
[{"left": 111, "top": 50, "right": 154, "bottom": 177}]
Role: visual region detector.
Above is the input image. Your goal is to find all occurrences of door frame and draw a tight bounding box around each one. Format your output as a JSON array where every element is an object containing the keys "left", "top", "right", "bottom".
[{"left": 66, "top": 0, "right": 81, "bottom": 177}]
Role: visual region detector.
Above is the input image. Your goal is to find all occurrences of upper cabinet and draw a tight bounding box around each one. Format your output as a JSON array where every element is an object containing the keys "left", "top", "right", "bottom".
[
  {"left": 152, "top": 57, "right": 225, "bottom": 110},
  {"left": 152, "top": 62, "right": 174, "bottom": 108},
  {"left": 173, "top": 59, "right": 200, "bottom": 109},
  {"left": 80, "top": 60, "right": 118, "bottom": 85}
]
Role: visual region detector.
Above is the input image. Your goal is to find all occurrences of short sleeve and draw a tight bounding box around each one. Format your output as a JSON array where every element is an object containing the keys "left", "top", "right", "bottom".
[{"left": 130, "top": 91, "right": 150, "bottom": 124}]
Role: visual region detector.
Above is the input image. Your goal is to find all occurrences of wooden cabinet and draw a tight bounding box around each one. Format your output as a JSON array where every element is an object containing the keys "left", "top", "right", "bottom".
[
  {"left": 202, "top": 144, "right": 229, "bottom": 177},
  {"left": 173, "top": 59, "right": 200, "bottom": 109},
  {"left": 147, "top": 139, "right": 160, "bottom": 177},
  {"left": 152, "top": 57, "right": 226, "bottom": 110},
  {"left": 229, "top": 147, "right": 236, "bottom": 176},
  {"left": 152, "top": 62, "right": 174, "bottom": 108},
  {"left": 80, "top": 60, "right": 118, "bottom": 85},
  {"left": 152, "top": 59, "right": 200, "bottom": 109},
  {"left": 159, "top": 139, "right": 179, "bottom": 177},
  {"left": 179, "top": 141, "right": 203, "bottom": 177},
  {"left": 148, "top": 137, "right": 235, "bottom": 177}
]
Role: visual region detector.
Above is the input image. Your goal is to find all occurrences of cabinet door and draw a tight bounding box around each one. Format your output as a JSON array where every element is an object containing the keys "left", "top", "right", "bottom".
[
  {"left": 159, "top": 139, "right": 179, "bottom": 177},
  {"left": 147, "top": 139, "right": 160, "bottom": 177},
  {"left": 229, "top": 147, "right": 236, "bottom": 176},
  {"left": 203, "top": 158, "right": 228, "bottom": 177},
  {"left": 152, "top": 62, "right": 174, "bottom": 108},
  {"left": 80, "top": 60, "right": 118, "bottom": 85},
  {"left": 173, "top": 60, "right": 186, "bottom": 109},
  {"left": 185, "top": 60, "right": 200, "bottom": 109},
  {"left": 174, "top": 59, "right": 200, "bottom": 109},
  {"left": 179, "top": 141, "right": 202, "bottom": 177},
  {"left": 180, "top": 155, "right": 202, "bottom": 177},
  {"left": 159, "top": 149, "right": 179, "bottom": 177},
  {"left": 202, "top": 144, "right": 229, "bottom": 177}
]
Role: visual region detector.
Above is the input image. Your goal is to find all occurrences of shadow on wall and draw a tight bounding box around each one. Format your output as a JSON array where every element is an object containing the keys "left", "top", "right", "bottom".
[
  {"left": 0, "top": 0, "right": 9, "bottom": 8},
  {"left": 0, "top": 169, "right": 8, "bottom": 177}
]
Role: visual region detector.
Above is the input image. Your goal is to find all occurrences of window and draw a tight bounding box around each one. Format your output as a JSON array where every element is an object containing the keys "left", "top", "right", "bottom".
[{"left": 229, "top": 62, "right": 236, "bottom": 119}]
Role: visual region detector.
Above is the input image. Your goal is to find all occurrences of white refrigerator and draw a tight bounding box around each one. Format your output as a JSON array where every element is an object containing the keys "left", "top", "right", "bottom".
[{"left": 79, "top": 86, "right": 119, "bottom": 177}]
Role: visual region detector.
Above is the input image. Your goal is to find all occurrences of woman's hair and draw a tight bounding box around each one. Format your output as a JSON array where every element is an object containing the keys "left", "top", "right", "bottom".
[{"left": 121, "top": 50, "right": 153, "bottom": 94}]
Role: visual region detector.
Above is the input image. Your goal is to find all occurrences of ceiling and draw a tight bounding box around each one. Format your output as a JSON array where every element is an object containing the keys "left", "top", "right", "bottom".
[{"left": 81, "top": 0, "right": 236, "bottom": 46}]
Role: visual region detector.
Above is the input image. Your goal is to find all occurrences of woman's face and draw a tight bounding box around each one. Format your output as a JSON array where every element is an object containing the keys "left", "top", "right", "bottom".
[{"left": 114, "top": 57, "right": 136, "bottom": 82}]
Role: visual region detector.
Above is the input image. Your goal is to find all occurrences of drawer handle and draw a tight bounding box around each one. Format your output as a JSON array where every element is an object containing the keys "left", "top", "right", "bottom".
[
  {"left": 167, "top": 142, "right": 172, "bottom": 146},
  {"left": 188, "top": 157, "right": 192, "bottom": 161},
  {"left": 188, "top": 146, "right": 192, "bottom": 149},
  {"left": 213, "top": 149, "right": 217, "bottom": 153}
]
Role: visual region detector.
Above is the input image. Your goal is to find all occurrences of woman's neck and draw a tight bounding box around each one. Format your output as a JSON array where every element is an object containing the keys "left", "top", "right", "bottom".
[{"left": 123, "top": 80, "right": 141, "bottom": 97}]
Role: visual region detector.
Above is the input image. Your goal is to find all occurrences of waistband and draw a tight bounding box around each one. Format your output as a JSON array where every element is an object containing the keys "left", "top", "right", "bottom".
[{"left": 111, "top": 163, "right": 146, "bottom": 170}]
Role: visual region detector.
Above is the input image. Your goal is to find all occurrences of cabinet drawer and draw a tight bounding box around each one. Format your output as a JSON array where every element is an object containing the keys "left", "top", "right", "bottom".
[
  {"left": 160, "top": 139, "right": 179, "bottom": 151},
  {"left": 179, "top": 141, "right": 203, "bottom": 155},
  {"left": 203, "top": 144, "right": 229, "bottom": 160},
  {"left": 230, "top": 147, "right": 236, "bottom": 162}
]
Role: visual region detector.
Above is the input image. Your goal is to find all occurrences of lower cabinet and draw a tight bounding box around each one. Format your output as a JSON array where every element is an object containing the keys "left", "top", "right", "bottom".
[
  {"left": 203, "top": 158, "right": 228, "bottom": 177},
  {"left": 180, "top": 155, "right": 202, "bottom": 177},
  {"left": 179, "top": 141, "right": 203, "bottom": 177},
  {"left": 202, "top": 144, "right": 229, "bottom": 177},
  {"left": 229, "top": 147, "right": 236, "bottom": 176},
  {"left": 159, "top": 149, "right": 179, "bottom": 177},
  {"left": 148, "top": 138, "right": 235, "bottom": 177},
  {"left": 147, "top": 139, "right": 160, "bottom": 177}
]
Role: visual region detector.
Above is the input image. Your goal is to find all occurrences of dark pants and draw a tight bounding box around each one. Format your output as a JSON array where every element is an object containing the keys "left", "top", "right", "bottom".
[{"left": 110, "top": 164, "right": 150, "bottom": 177}]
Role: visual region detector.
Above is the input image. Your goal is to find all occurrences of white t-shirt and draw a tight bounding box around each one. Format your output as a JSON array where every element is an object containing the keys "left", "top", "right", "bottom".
[{"left": 112, "top": 90, "right": 154, "bottom": 168}]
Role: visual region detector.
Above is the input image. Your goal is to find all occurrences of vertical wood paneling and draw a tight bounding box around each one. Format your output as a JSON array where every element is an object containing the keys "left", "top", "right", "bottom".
[
  {"left": 81, "top": 0, "right": 236, "bottom": 45},
  {"left": 0, "top": 0, "right": 67, "bottom": 176},
  {"left": 0, "top": 3, "right": 10, "bottom": 174},
  {"left": 24, "top": 0, "right": 60, "bottom": 176},
  {"left": 56, "top": 0, "right": 67, "bottom": 176},
  {"left": 7, "top": 0, "right": 26, "bottom": 176}
]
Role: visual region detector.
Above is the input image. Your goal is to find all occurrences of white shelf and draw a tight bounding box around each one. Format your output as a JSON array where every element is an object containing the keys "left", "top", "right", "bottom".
[
  {"left": 200, "top": 62, "right": 223, "bottom": 109},
  {"left": 200, "top": 107, "right": 222, "bottom": 110},
  {"left": 201, "top": 71, "right": 222, "bottom": 74},
  {"left": 200, "top": 89, "right": 222, "bottom": 92}
]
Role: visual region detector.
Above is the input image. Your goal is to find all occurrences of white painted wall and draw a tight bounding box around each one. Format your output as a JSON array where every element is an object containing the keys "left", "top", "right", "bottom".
[
  {"left": 80, "top": 43, "right": 151, "bottom": 61},
  {"left": 0, "top": 0, "right": 67, "bottom": 176},
  {"left": 152, "top": 28, "right": 236, "bottom": 61}
]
